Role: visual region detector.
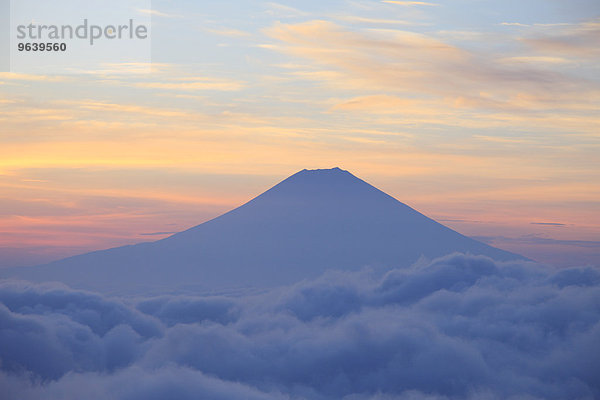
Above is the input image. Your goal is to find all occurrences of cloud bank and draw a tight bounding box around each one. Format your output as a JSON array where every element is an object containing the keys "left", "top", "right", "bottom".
[{"left": 1, "top": 253, "right": 599, "bottom": 399}]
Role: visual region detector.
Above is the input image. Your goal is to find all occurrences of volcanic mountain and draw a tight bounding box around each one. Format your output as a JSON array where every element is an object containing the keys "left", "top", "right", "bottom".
[{"left": 4, "top": 168, "right": 523, "bottom": 293}]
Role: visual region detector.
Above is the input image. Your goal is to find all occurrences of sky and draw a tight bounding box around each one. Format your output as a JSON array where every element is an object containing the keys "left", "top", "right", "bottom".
[{"left": 0, "top": 0, "right": 599, "bottom": 267}]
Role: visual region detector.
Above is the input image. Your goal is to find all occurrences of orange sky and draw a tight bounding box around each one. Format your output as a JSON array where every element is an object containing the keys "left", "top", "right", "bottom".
[{"left": 1, "top": 1, "right": 599, "bottom": 267}]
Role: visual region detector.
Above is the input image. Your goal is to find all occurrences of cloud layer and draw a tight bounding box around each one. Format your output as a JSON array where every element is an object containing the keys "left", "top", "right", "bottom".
[{"left": 1, "top": 254, "right": 599, "bottom": 399}]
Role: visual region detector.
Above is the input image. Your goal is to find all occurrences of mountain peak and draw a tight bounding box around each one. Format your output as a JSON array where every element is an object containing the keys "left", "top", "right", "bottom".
[
  {"left": 293, "top": 167, "right": 353, "bottom": 180},
  {"left": 300, "top": 167, "right": 346, "bottom": 173},
  {"left": 258, "top": 167, "right": 373, "bottom": 201}
]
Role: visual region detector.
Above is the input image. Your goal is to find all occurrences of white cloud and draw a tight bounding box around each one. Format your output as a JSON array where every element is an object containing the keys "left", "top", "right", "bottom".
[{"left": 1, "top": 254, "right": 599, "bottom": 399}]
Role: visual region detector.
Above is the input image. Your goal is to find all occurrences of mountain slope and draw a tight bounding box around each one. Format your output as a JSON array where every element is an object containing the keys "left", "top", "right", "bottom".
[{"left": 3, "top": 168, "right": 524, "bottom": 293}]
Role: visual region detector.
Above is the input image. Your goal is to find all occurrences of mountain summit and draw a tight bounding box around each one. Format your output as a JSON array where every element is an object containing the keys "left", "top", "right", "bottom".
[{"left": 4, "top": 168, "right": 524, "bottom": 293}]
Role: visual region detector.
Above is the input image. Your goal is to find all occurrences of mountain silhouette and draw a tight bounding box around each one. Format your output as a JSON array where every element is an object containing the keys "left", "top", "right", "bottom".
[{"left": 3, "top": 168, "right": 524, "bottom": 293}]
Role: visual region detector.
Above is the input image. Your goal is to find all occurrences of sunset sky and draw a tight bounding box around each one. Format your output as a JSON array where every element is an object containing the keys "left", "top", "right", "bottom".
[{"left": 1, "top": 0, "right": 599, "bottom": 267}]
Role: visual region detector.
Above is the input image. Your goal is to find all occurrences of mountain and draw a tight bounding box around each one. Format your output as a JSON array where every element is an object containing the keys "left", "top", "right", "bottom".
[{"left": 2, "top": 168, "right": 524, "bottom": 293}]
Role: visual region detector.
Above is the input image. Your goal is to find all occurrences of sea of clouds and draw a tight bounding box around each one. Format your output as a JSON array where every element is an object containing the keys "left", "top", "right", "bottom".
[{"left": 1, "top": 253, "right": 599, "bottom": 399}]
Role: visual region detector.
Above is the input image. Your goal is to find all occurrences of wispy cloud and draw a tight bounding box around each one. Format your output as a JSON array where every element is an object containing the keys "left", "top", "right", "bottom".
[
  {"left": 531, "top": 222, "right": 567, "bottom": 227},
  {"left": 0, "top": 72, "right": 66, "bottom": 82},
  {"left": 139, "top": 231, "right": 177, "bottom": 236},
  {"left": 500, "top": 56, "right": 573, "bottom": 65},
  {"left": 382, "top": 1, "right": 439, "bottom": 6},
  {"left": 336, "top": 16, "right": 429, "bottom": 26},
  {"left": 500, "top": 22, "right": 529, "bottom": 27},
  {"left": 204, "top": 27, "right": 251, "bottom": 38},
  {"left": 134, "top": 77, "right": 245, "bottom": 91},
  {"left": 265, "top": 2, "right": 308, "bottom": 17},
  {"left": 74, "top": 63, "right": 164, "bottom": 75},
  {"left": 77, "top": 101, "right": 193, "bottom": 118},
  {"left": 521, "top": 19, "right": 600, "bottom": 58},
  {"left": 476, "top": 235, "right": 600, "bottom": 248},
  {"left": 137, "top": 9, "right": 183, "bottom": 18},
  {"left": 501, "top": 22, "right": 573, "bottom": 28},
  {"left": 264, "top": 20, "right": 600, "bottom": 133}
]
